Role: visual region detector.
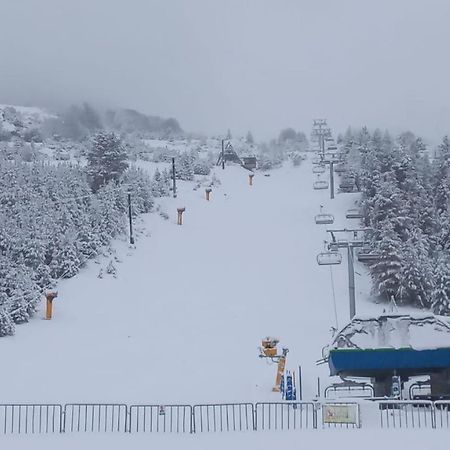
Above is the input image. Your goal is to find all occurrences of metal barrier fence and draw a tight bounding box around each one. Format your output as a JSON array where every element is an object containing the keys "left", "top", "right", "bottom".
[
  {"left": 193, "top": 403, "right": 254, "bottom": 432},
  {"left": 255, "top": 402, "right": 316, "bottom": 430},
  {"left": 378, "top": 400, "right": 435, "bottom": 429},
  {"left": 434, "top": 401, "right": 450, "bottom": 428},
  {"left": 0, "top": 404, "right": 62, "bottom": 434},
  {"left": 324, "top": 383, "right": 374, "bottom": 400},
  {"left": 63, "top": 404, "right": 127, "bottom": 432},
  {"left": 129, "top": 405, "right": 192, "bottom": 433},
  {"left": 2, "top": 399, "right": 450, "bottom": 434}
]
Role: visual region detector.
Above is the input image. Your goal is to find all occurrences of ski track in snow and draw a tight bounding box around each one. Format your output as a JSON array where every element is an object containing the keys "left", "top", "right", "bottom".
[{"left": 0, "top": 157, "right": 420, "bottom": 405}]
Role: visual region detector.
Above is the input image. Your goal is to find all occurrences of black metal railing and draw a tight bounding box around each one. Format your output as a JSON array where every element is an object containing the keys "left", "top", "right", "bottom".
[
  {"left": 129, "top": 404, "right": 192, "bottom": 433},
  {"left": 63, "top": 404, "right": 127, "bottom": 432},
  {"left": 255, "top": 402, "right": 317, "bottom": 431},
  {"left": 0, "top": 404, "right": 62, "bottom": 434},
  {"left": 193, "top": 403, "right": 254, "bottom": 432}
]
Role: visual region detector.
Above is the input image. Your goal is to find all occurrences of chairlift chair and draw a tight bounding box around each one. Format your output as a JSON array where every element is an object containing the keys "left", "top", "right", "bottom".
[
  {"left": 312, "top": 157, "right": 322, "bottom": 165},
  {"left": 313, "top": 165, "right": 326, "bottom": 174},
  {"left": 327, "top": 145, "right": 338, "bottom": 151},
  {"left": 346, "top": 208, "right": 363, "bottom": 219},
  {"left": 317, "top": 251, "right": 342, "bottom": 266},
  {"left": 357, "top": 250, "right": 381, "bottom": 263},
  {"left": 313, "top": 180, "right": 329, "bottom": 190},
  {"left": 339, "top": 179, "right": 355, "bottom": 192},
  {"left": 334, "top": 164, "right": 347, "bottom": 174},
  {"left": 315, "top": 205, "right": 334, "bottom": 225}
]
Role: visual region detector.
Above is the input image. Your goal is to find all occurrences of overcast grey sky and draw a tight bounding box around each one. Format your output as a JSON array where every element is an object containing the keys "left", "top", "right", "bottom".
[{"left": 1, "top": 0, "right": 450, "bottom": 141}]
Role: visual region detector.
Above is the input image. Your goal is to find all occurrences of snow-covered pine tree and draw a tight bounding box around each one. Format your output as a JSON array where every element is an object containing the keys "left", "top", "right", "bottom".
[
  {"left": 431, "top": 256, "right": 450, "bottom": 314},
  {"left": 433, "top": 136, "right": 450, "bottom": 216},
  {"left": 151, "top": 168, "right": 170, "bottom": 197},
  {"left": 87, "top": 132, "right": 129, "bottom": 192},
  {"left": 0, "top": 305, "right": 14, "bottom": 337},
  {"left": 397, "top": 231, "right": 433, "bottom": 308},
  {"left": 177, "top": 152, "right": 195, "bottom": 180},
  {"left": 370, "top": 222, "right": 403, "bottom": 301}
]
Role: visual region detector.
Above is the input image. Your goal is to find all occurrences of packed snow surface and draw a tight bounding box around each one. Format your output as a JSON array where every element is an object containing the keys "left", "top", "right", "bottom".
[{"left": 2, "top": 430, "right": 449, "bottom": 450}]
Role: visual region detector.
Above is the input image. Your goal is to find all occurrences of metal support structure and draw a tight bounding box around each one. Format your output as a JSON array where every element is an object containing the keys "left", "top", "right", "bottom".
[
  {"left": 221, "top": 139, "right": 225, "bottom": 170},
  {"left": 348, "top": 246, "right": 355, "bottom": 319},
  {"left": 298, "top": 365, "right": 303, "bottom": 400},
  {"left": 128, "top": 193, "right": 134, "bottom": 245},
  {"left": 330, "top": 161, "right": 335, "bottom": 199},
  {"left": 325, "top": 229, "right": 369, "bottom": 320},
  {"left": 172, "top": 158, "right": 177, "bottom": 198}
]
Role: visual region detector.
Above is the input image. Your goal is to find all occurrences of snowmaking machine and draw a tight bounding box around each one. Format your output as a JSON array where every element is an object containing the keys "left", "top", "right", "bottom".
[{"left": 258, "top": 337, "right": 289, "bottom": 392}]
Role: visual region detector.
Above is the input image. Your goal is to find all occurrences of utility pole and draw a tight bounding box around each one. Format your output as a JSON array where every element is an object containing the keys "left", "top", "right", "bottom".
[
  {"left": 348, "top": 246, "right": 355, "bottom": 318},
  {"left": 329, "top": 160, "right": 335, "bottom": 199},
  {"left": 172, "top": 157, "right": 177, "bottom": 198},
  {"left": 325, "top": 228, "right": 368, "bottom": 320},
  {"left": 128, "top": 192, "right": 134, "bottom": 245},
  {"left": 317, "top": 154, "right": 337, "bottom": 200}
]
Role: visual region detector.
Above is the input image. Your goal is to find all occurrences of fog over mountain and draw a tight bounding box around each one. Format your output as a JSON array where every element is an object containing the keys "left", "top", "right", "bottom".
[{"left": 1, "top": 0, "right": 450, "bottom": 141}]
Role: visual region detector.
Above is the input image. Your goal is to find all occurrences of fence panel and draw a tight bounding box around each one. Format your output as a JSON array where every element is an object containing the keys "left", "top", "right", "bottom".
[
  {"left": 64, "top": 404, "right": 127, "bottom": 432},
  {"left": 255, "top": 402, "right": 316, "bottom": 431},
  {"left": 0, "top": 404, "right": 62, "bottom": 434},
  {"left": 378, "top": 400, "right": 435, "bottom": 429},
  {"left": 129, "top": 405, "right": 192, "bottom": 433},
  {"left": 193, "top": 403, "right": 254, "bottom": 432},
  {"left": 434, "top": 401, "right": 450, "bottom": 428}
]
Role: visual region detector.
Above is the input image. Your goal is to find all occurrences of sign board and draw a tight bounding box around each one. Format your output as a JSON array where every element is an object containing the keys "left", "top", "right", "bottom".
[{"left": 322, "top": 404, "right": 359, "bottom": 426}]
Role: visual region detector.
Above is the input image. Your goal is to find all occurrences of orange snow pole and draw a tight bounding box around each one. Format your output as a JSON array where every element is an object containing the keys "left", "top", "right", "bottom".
[
  {"left": 177, "top": 207, "right": 186, "bottom": 225},
  {"left": 249, "top": 173, "right": 254, "bottom": 186},
  {"left": 273, "top": 355, "right": 287, "bottom": 392},
  {"left": 205, "top": 188, "right": 212, "bottom": 201},
  {"left": 45, "top": 291, "right": 58, "bottom": 320}
]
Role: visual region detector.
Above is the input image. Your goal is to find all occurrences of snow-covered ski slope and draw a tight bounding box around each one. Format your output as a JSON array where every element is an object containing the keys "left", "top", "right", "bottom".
[
  {"left": 2, "top": 429, "right": 449, "bottom": 450},
  {"left": 1, "top": 157, "right": 414, "bottom": 405}
]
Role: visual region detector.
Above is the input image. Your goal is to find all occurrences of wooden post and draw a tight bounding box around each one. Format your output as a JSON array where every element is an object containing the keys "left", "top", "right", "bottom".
[
  {"left": 205, "top": 188, "right": 212, "bottom": 201},
  {"left": 249, "top": 173, "right": 254, "bottom": 186},
  {"left": 177, "top": 207, "right": 186, "bottom": 225},
  {"left": 45, "top": 291, "right": 58, "bottom": 320}
]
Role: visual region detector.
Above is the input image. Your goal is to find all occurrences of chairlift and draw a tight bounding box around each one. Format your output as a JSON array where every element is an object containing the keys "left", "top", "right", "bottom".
[
  {"left": 346, "top": 208, "right": 363, "bottom": 219},
  {"left": 313, "top": 180, "right": 329, "bottom": 190},
  {"left": 315, "top": 205, "right": 334, "bottom": 225},
  {"left": 357, "top": 250, "right": 381, "bottom": 263},
  {"left": 328, "top": 242, "right": 338, "bottom": 252},
  {"left": 334, "top": 164, "right": 347, "bottom": 174},
  {"left": 313, "top": 165, "right": 326, "bottom": 174},
  {"left": 327, "top": 145, "right": 338, "bottom": 151},
  {"left": 339, "top": 179, "right": 355, "bottom": 192},
  {"left": 317, "top": 251, "right": 342, "bottom": 266}
]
